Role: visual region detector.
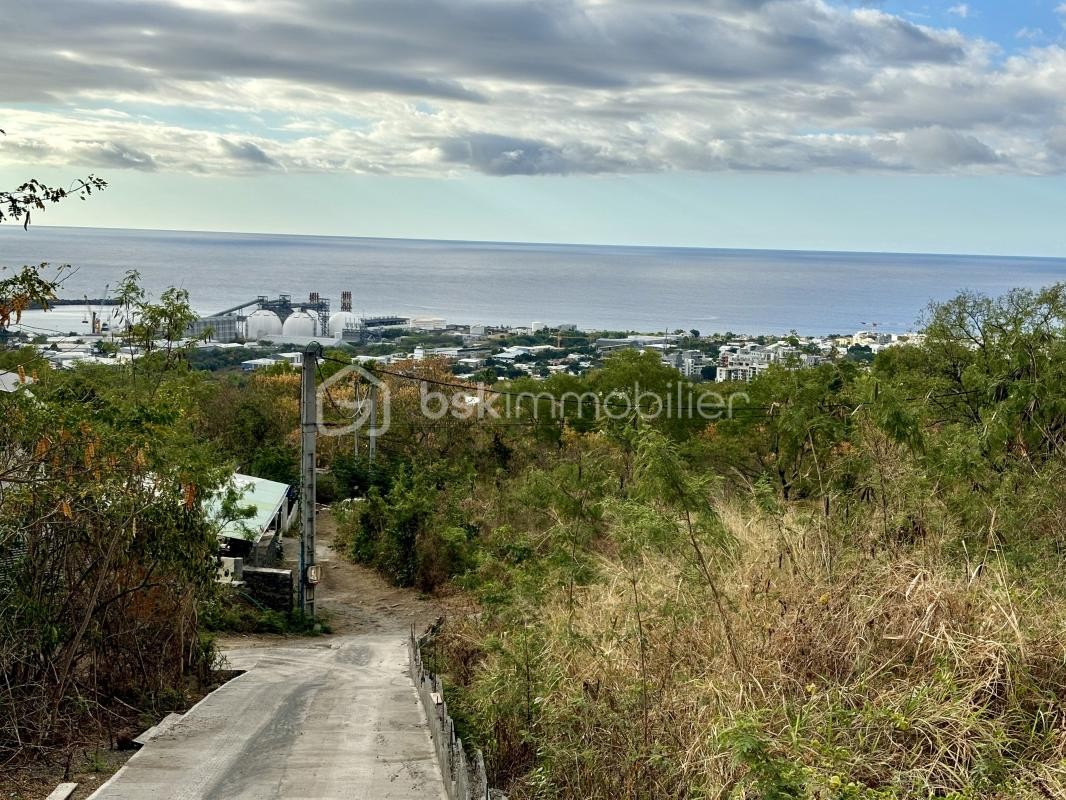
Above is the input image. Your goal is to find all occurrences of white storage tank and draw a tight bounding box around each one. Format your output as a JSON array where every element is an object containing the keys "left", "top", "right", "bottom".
[
  {"left": 244, "top": 309, "right": 283, "bottom": 340},
  {"left": 282, "top": 309, "right": 318, "bottom": 338},
  {"left": 328, "top": 310, "right": 358, "bottom": 337}
]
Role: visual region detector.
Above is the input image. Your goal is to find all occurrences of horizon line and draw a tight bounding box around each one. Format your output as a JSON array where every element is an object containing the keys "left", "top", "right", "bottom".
[{"left": 7, "top": 223, "right": 1066, "bottom": 263}]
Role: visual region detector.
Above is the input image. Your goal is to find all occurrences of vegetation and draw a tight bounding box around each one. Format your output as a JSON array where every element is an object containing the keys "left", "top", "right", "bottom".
[
  {"left": 0, "top": 165, "right": 303, "bottom": 774},
  {"left": 0, "top": 276, "right": 231, "bottom": 764},
  {"left": 201, "top": 588, "right": 329, "bottom": 635},
  {"left": 332, "top": 285, "right": 1066, "bottom": 798}
]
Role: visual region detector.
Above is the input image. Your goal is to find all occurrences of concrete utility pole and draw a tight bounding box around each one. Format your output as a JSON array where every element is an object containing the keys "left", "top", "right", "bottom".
[
  {"left": 368, "top": 383, "right": 377, "bottom": 466},
  {"left": 353, "top": 382, "right": 361, "bottom": 464},
  {"left": 299, "top": 345, "right": 319, "bottom": 617}
]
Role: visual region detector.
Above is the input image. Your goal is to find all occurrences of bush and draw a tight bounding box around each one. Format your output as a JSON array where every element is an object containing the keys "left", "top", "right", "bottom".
[
  {"left": 202, "top": 590, "right": 329, "bottom": 635},
  {"left": 333, "top": 464, "right": 474, "bottom": 590},
  {"left": 416, "top": 525, "right": 474, "bottom": 591},
  {"left": 315, "top": 470, "right": 340, "bottom": 504},
  {"left": 248, "top": 444, "right": 299, "bottom": 486}
]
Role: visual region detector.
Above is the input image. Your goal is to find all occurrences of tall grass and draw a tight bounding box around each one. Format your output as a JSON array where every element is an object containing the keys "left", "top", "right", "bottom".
[{"left": 435, "top": 503, "right": 1066, "bottom": 799}]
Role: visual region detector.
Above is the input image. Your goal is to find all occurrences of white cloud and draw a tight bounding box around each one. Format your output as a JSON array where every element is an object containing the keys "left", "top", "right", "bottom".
[
  {"left": 948, "top": 4, "right": 969, "bottom": 19},
  {"left": 1, "top": 0, "right": 1065, "bottom": 177}
]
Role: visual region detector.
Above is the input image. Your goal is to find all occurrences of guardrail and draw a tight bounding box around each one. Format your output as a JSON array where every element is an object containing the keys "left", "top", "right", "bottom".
[{"left": 408, "top": 625, "right": 495, "bottom": 800}]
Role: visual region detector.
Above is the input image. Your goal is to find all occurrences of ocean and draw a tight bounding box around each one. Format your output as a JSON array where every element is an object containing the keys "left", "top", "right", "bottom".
[{"left": 2, "top": 225, "right": 1065, "bottom": 336}]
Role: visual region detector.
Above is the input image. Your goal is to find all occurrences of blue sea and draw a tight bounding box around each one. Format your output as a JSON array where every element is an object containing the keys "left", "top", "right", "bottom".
[{"left": 2, "top": 225, "right": 1065, "bottom": 336}]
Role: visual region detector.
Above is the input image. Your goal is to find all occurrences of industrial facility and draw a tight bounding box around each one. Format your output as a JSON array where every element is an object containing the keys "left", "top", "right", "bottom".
[{"left": 186, "top": 290, "right": 412, "bottom": 345}]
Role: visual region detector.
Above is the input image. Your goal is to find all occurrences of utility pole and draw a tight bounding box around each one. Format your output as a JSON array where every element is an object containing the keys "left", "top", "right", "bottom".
[
  {"left": 299, "top": 345, "right": 319, "bottom": 618},
  {"left": 353, "top": 382, "right": 360, "bottom": 464},
  {"left": 368, "top": 383, "right": 377, "bottom": 466}
]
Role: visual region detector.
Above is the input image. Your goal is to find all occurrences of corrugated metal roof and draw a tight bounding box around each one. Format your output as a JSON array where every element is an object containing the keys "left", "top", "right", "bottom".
[
  {"left": 0, "top": 370, "right": 34, "bottom": 393},
  {"left": 209, "top": 474, "right": 290, "bottom": 543}
]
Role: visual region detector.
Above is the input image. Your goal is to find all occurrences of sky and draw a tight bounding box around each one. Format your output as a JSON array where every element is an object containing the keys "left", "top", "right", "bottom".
[{"left": 2, "top": 0, "right": 1066, "bottom": 255}]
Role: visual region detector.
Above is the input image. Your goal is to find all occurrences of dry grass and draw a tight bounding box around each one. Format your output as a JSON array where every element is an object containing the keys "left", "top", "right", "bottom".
[{"left": 441, "top": 503, "right": 1066, "bottom": 799}]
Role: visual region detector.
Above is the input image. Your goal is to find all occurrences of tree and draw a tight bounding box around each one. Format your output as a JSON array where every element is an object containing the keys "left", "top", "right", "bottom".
[
  {"left": 1, "top": 130, "right": 105, "bottom": 328},
  {"left": 0, "top": 159, "right": 228, "bottom": 768},
  {"left": 845, "top": 344, "right": 875, "bottom": 363},
  {"left": 113, "top": 270, "right": 202, "bottom": 373},
  {"left": 0, "top": 264, "right": 66, "bottom": 331},
  {"left": 1, "top": 174, "right": 106, "bottom": 229}
]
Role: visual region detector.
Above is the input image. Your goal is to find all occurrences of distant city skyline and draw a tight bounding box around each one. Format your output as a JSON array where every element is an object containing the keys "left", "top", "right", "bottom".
[{"left": 2, "top": 1, "right": 1066, "bottom": 256}]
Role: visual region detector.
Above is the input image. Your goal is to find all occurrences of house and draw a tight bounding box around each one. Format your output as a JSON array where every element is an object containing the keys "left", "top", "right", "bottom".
[
  {"left": 355, "top": 352, "right": 415, "bottom": 365},
  {"left": 240, "top": 357, "right": 281, "bottom": 372},
  {"left": 414, "top": 347, "right": 461, "bottom": 361},
  {"left": 494, "top": 346, "right": 530, "bottom": 362},
  {"left": 211, "top": 474, "right": 297, "bottom": 567}
]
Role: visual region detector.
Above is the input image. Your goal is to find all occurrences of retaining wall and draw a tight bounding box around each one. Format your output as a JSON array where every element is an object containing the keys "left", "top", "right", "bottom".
[{"left": 242, "top": 566, "right": 293, "bottom": 613}]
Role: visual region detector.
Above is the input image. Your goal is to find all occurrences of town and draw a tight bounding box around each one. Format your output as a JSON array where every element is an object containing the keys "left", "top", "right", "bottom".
[{"left": 1, "top": 290, "right": 925, "bottom": 386}]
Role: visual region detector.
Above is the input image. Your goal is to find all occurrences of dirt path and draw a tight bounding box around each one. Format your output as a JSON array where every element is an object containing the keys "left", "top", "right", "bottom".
[
  {"left": 311, "top": 510, "right": 443, "bottom": 635},
  {"left": 219, "top": 509, "right": 444, "bottom": 647}
]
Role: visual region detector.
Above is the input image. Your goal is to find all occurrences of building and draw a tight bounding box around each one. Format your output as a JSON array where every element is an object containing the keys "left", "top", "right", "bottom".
[
  {"left": 240, "top": 357, "right": 282, "bottom": 372},
  {"left": 713, "top": 341, "right": 825, "bottom": 382},
  {"left": 277, "top": 352, "right": 303, "bottom": 367},
  {"left": 595, "top": 334, "right": 679, "bottom": 353},
  {"left": 411, "top": 317, "right": 446, "bottom": 331},
  {"left": 212, "top": 474, "right": 296, "bottom": 567},
  {"left": 188, "top": 315, "right": 240, "bottom": 343},
  {"left": 494, "top": 344, "right": 557, "bottom": 361},
  {"left": 680, "top": 350, "right": 705, "bottom": 378}
]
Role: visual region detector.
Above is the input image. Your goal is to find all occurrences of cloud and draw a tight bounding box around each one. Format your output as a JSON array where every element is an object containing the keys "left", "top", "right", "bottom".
[
  {"left": 897, "top": 126, "right": 999, "bottom": 167},
  {"left": 948, "top": 4, "right": 969, "bottom": 19},
  {"left": 438, "top": 133, "right": 634, "bottom": 175},
  {"left": 0, "top": 0, "right": 1065, "bottom": 177},
  {"left": 75, "top": 141, "right": 157, "bottom": 171},
  {"left": 218, "top": 138, "right": 280, "bottom": 169}
]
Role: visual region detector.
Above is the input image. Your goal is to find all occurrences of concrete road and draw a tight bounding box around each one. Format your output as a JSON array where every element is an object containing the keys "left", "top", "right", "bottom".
[{"left": 88, "top": 634, "right": 447, "bottom": 800}]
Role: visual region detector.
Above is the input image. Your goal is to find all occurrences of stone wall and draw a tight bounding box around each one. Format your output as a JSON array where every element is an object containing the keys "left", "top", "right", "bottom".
[
  {"left": 249, "top": 532, "right": 281, "bottom": 567},
  {"left": 242, "top": 566, "right": 293, "bottom": 614}
]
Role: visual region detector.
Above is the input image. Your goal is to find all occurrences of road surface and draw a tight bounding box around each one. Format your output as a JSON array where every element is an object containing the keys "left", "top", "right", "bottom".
[{"left": 88, "top": 513, "right": 449, "bottom": 800}]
